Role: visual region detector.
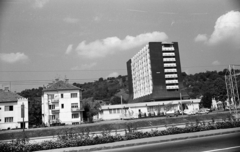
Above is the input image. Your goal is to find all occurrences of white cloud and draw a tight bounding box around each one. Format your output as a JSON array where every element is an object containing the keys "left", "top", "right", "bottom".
[
  {"left": 212, "top": 60, "right": 220, "bottom": 65},
  {"left": 65, "top": 44, "right": 73, "bottom": 54},
  {"left": 0, "top": 52, "right": 28, "bottom": 63},
  {"left": 194, "top": 34, "right": 208, "bottom": 43},
  {"left": 209, "top": 11, "right": 240, "bottom": 45},
  {"left": 33, "top": 0, "right": 49, "bottom": 8},
  {"left": 76, "top": 31, "right": 168, "bottom": 58},
  {"left": 63, "top": 17, "right": 79, "bottom": 24},
  {"left": 71, "top": 63, "right": 97, "bottom": 70},
  {"left": 106, "top": 72, "right": 119, "bottom": 78},
  {"left": 195, "top": 11, "right": 240, "bottom": 46}
]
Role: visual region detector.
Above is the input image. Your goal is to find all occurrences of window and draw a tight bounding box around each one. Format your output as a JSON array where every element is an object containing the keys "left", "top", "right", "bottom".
[
  {"left": 61, "top": 104, "right": 64, "bottom": 109},
  {"left": 72, "top": 113, "right": 79, "bottom": 118},
  {"left": 5, "top": 106, "right": 13, "bottom": 111},
  {"left": 48, "top": 94, "right": 54, "bottom": 100},
  {"left": 49, "top": 105, "right": 55, "bottom": 110},
  {"left": 5, "top": 117, "right": 13, "bottom": 122},
  {"left": 71, "top": 103, "right": 78, "bottom": 108},
  {"left": 50, "top": 115, "right": 56, "bottom": 120},
  {"left": 72, "top": 122, "right": 79, "bottom": 125},
  {"left": 61, "top": 94, "right": 64, "bottom": 98},
  {"left": 109, "top": 109, "right": 112, "bottom": 114},
  {"left": 71, "top": 93, "right": 78, "bottom": 98}
]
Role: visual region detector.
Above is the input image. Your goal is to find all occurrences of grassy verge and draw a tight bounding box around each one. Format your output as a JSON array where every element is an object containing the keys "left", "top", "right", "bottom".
[
  {"left": 1, "top": 117, "right": 240, "bottom": 152},
  {"left": 0, "top": 112, "right": 231, "bottom": 140}
]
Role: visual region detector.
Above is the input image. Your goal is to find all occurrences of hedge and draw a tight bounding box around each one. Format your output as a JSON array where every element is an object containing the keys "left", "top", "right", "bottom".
[
  {"left": 1, "top": 117, "right": 240, "bottom": 152},
  {"left": 0, "top": 112, "right": 231, "bottom": 140}
]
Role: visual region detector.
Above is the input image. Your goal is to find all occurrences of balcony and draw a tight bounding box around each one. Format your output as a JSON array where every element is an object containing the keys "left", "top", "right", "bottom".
[
  {"left": 71, "top": 107, "right": 84, "bottom": 112},
  {"left": 52, "top": 99, "right": 59, "bottom": 103},
  {"left": 51, "top": 108, "right": 60, "bottom": 114}
]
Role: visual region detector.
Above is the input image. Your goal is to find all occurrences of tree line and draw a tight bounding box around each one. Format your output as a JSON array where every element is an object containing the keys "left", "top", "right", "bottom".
[{"left": 18, "top": 69, "right": 240, "bottom": 125}]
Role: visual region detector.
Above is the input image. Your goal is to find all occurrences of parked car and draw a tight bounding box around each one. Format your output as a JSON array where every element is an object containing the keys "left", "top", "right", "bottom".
[
  {"left": 166, "top": 110, "right": 179, "bottom": 117},
  {"left": 197, "top": 108, "right": 209, "bottom": 114},
  {"left": 183, "top": 109, "right": 196, "bottom": 115}
]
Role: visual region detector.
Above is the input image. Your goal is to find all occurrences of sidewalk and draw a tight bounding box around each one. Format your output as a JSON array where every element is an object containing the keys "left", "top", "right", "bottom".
[{"left": 36, "top": 127, "right": 240, "bottom": 152}]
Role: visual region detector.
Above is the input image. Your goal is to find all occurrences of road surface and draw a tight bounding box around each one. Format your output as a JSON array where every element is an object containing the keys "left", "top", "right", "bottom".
[{"left": 98, "top": 132, "right": 240, "bottom": 152}]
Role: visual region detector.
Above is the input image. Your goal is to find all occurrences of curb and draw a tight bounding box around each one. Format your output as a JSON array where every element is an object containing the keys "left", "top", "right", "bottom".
[{"left": 67, "top": 129, "right": 240, "bottom": 152}]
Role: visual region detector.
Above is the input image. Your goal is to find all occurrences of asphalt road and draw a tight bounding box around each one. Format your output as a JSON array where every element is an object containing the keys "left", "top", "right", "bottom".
[{"left": 98, "top": 132, "right": 240, "bottom": 152}]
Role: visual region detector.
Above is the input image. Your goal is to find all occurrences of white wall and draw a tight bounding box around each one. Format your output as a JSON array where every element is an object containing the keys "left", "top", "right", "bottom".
[
  {"left": 42, "top": 89, "right": 82, "bottom": 126},
  {"left": 0, "top": 98, "right": 28, "bottom": 130}
]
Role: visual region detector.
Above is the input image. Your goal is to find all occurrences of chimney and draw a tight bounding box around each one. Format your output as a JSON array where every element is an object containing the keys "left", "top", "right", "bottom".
[{"left": 4, "top": 87, "right": 9, "bottom": 92}]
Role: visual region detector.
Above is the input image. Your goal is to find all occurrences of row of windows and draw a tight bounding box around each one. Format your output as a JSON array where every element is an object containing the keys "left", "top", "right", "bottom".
[
  {"left": 162, "top": 46, "right": 174, "bottom": 51},
  {"left": 50, "top": 113, "right": 79, "bottom": 120},
  {"left": 163, "top": 58, "right": 176, "bottom": 62},
  {"left": 165, "top": 74, "right": 178, "bottom": 78},
  {"left": 164, "top": 69, "right": 177, "bottom": 73},
  {"left": 166, "top": 85, "right": 179, "bottom": 89},
  {"left": 48, "top": 93, "right": 78, "bottom": 100},
  {"left": 109, "top": 109, "right": 121, "bottom": 114},
  {"left": 5, "top": 117, "right": 13, "bottom": 122},
  {"left": 163, "top": 53, "right": 175, "bottom": 56},
  {"left": 166, "top": 80, "right": 178, "bottom": 84},
  {"left": 164, "top": 63, "right": 176, "bottom": 67},
  {"left": 49, "top": 103, "right": 79, "bottom": 110},
  {"left": 5, "top": 105, "right": 13, "bottom": 111}
]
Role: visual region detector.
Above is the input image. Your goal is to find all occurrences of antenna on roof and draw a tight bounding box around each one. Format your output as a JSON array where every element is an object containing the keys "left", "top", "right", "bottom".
[{"left": 64, "top": 75, "right": 69, "bottom": 83}]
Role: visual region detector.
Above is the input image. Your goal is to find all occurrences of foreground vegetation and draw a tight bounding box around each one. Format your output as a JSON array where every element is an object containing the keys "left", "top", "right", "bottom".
[
  {"left": 0, "top": 112, "right": 230, "bottom": 140},
  {"left": 1, "top": 116, "right": 240, "bottom": 152}
]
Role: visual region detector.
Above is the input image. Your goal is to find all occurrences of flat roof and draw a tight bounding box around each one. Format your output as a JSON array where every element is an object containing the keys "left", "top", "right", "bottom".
[{"left": 101, "top": 99, "right": 200, "bottom": 110}]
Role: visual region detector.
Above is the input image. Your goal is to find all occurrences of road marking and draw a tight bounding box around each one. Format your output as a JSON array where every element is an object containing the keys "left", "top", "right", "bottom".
[{"left": 203, "top": 145, "right": 240, "bottom": 152}]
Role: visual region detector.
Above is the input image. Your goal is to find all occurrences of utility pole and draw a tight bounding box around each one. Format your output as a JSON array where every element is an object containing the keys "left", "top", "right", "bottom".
[{"left": 21, "top": 102, "right": 26, "bottom": 143}]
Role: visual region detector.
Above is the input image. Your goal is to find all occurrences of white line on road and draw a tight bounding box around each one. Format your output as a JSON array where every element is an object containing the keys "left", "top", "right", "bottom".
[{"left": 203, "top": 145, "right": 240, "bottom": 152}]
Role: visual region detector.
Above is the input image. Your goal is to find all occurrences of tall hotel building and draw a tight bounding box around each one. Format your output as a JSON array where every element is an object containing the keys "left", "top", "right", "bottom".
[{"left": 127, "top": 42, "right": 187, "bottom": 103}]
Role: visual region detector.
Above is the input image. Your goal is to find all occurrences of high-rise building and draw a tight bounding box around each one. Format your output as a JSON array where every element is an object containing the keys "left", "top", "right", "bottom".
[{"left": 127, "top": 42, "right": 187, "bottom": 103}]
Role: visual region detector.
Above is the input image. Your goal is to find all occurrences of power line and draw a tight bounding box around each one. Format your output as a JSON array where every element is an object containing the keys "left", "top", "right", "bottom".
[
  {"left": 0, "top": 64, "right": 233, "bottom": 73},
  {"left": 0, "top": 69, "right": 126, "bottom": 73}
]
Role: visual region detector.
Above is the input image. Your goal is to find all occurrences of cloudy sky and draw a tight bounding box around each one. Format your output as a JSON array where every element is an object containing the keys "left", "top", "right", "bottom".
[{"left": 0, "top": 0, "right": 240, "bottom": 92}]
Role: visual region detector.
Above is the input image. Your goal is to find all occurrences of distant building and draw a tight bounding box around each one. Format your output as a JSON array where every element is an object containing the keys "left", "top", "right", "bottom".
[
  {"left": 41, "top": 79, "right": 83, "bottom": 126},
  {"left": 98, "top": 99, "right": 200, "bottom": 120},
  {"left": 127, "top": 42, "right": 188, "bottom": 103},
  {"left": 0, "top": 87, "right": 28, "bottom": 130}
]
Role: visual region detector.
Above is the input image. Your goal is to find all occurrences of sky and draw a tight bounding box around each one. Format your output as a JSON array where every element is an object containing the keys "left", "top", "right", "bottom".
[{"left": 0, "top": 0, "right": 240, "bottom": 92}]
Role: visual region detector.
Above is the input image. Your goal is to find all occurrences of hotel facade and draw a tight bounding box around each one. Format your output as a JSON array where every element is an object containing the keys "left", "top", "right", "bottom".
[{"left": 127, "top": 42, "right": 187, "bottom": 103}]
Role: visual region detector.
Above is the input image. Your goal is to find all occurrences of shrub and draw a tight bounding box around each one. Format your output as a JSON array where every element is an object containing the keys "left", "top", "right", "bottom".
[{"left": 1, "top": 119, "right": 240, "bottom": 151}]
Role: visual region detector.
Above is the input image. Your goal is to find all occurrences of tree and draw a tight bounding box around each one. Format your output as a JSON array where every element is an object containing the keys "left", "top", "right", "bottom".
[
  {"left": 18, "top": 87, "right": 43, "bottom": 127},
  {"left": 109, "top": 96, "right": 127, "bottom": 105},
  {"left": 82, "top": 97, "right": 101, "bottom": 122},
  {"left": 200, "top": 92, "right": 212, "bottom": 109}
]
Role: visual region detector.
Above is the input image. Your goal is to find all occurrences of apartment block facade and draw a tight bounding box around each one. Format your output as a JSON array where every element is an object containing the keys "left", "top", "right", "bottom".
[
  {"left": 0, "top": 88, "right": 28, "bottom": 130},
  {"left": 127, "top": 42, "right": 187, "bottom": 103},
  {"left": 42, "top": 80, "right": 83, "bottom": 126}
]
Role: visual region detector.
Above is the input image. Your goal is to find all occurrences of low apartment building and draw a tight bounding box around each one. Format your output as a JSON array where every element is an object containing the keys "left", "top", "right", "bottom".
[
  {"left": 42, "top": 79, "right": 83, "bottom": 126},
  {"left": 99, "top": 99, "right": 200, "bottom": 120},
  {"left": 0, "top": 88, "right": 28, "bottom": 130}
]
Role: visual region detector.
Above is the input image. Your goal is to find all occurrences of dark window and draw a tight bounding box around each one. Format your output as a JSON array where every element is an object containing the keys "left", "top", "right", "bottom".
[
  {"left": 61, "top": 94, "right": 64, "bottom": 98},
  {"left": 71, "top": 93, "right": 77, "bottom": 98},
  {"left": 49, "top": 105, "right": 55, "bottom": 110},
  {"left": 5, "top": 106, "right": 13, "bottom": 111},
  {"left": 61, "top": 104, "right": 64, "bottom": 109}
]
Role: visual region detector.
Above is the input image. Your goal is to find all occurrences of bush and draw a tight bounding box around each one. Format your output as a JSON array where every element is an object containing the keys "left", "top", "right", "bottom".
[{"left": 1, "top": 119, "right": 240, "bottom": 151}]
